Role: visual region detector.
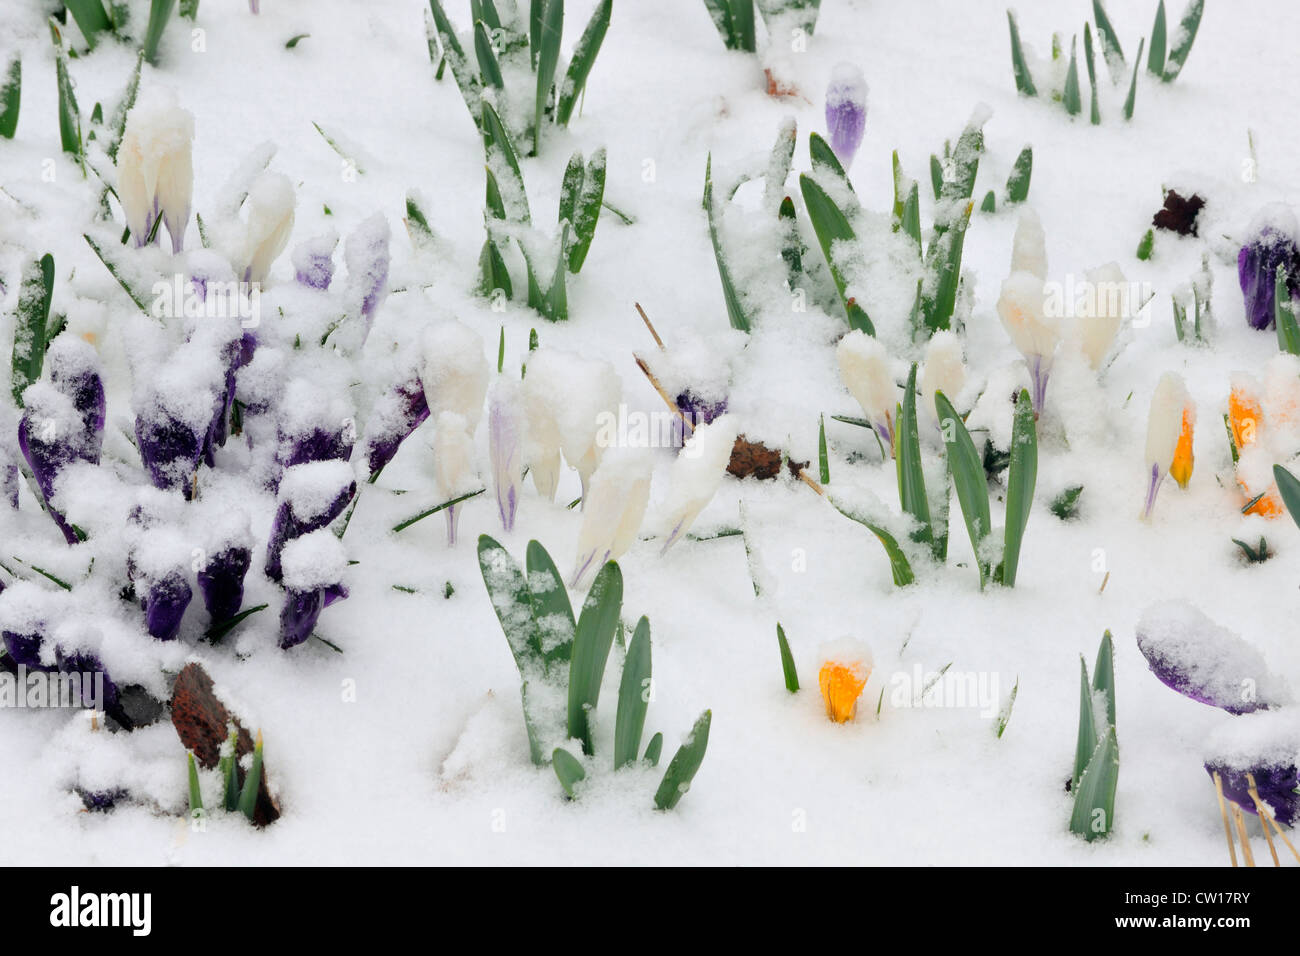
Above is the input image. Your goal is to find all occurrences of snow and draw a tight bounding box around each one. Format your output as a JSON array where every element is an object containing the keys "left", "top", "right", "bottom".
[
  {"left": 279, "top": 529, "right": 348, "bottom": 594},
  {"left": 2, "top": 0, "right": 1300, "bottom": 866}
]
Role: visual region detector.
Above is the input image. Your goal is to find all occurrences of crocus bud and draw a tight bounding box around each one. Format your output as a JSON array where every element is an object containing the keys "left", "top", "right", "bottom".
[
  {"left": 919, "top": 331, "right": 967, "bottom": 425},
  {"left": 234, "top": 171, "right": 295, "bottom": 284},
  {"left": 344, "top": 213, "right": 391, "bottom": 327},
  {"left": 997, "top": 271, "right": 1059, "bottom": 414},
  {"left": 141, "top": 570, "right": 192, "bottom": 642},
  {"left": 274, "top": 379, "right": 356, "bottom": 475},
  {"left": 488, "top": 378, "right": 524, "bottom": 532},
  {"left": 53, "top": 644, "right": 120, "bottom": 713},
  {"left": 1238, "top": 204, "right": 1300, "bottom": 331},
  {"left": 135, "top": 363, "right": 221, "bottom": 499},
  {"left": 659, "top": 415, "right": 738, "bottom": 552},
  {"left": 358, "top": 366, "right": 428, "bottom": 480},
  {"left": 1076, "top": 262, "right": 1128, "bottom": 371},
  {"left": 116, "top": 87, "right": 194, "bottom": 253},
  {"left": 836, "top": 330, "right": 896, "bottom": 450},
  {"left": 522, "top": 348, "right": 620, "bottom": 502},
  {"left": 673, "top": 390, "right": 727, "bottom": 450},
  {"left": 1136, "top": 601, "right": 1283, "bottom": 715},
  {"left": 1169, "top": 401, "right": 1195, "bottom": 490},
  {"left": 1143, "top": 372, "right": 1192, "bottom": 518},
  {"left": 292, "top": 231, "right": 338, "bottom": 290},
  {"left": 265, "top": 460, "right": 356, "bottom": 581},
  {"left": 130, "top": 527, "right": 194, "bottom": 641},
  {"left": 0, "top": 580, "right": 60, "bottom": 668},
  {"left": 279, "top": 529, "right": 349, "bottom": 649},
  {"left": 196, "top": 508, "right": 253, "bottom": 624},
  {"left": 432, "top": 411, "right": 476, "bottom": 546},
  {"left": 571, "top": 451, "right": 652, "bottom": 587},
  {"left": 825, "top": 63, "right": 867, "bottom": 168},
  {"left": 47, "top": 336, "right": 105, "bottom": 453},
  {"left": 421, "top": 320, "right": 488, "bottom": 435},
  {"left": 1204, "top": 712, "right": 1300, "bottom": 827},
  {"left": 19, "top": 381, "right": 102, "bottom": 542},
  {"left": 1009, "top": 208, "right": 1047, "bottom": 280},
  {"left": 817, "top": 637, "right": 873, "bottom": 723}
]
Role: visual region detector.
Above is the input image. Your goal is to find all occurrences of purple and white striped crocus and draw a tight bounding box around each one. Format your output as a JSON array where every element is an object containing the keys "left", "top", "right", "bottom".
[
  {"left": 825, "top": 63, "right": 868, "bottom": 169},
  {"left": 488, "top": 378, "right": 523, "bottom": 532},
  {"left": 997, "top": 271, "right": 1060, "bottom": 416},
  {"left": 293, "top": 231, "right": 339, "bottom": 291},
  {"left": 1238, "top": 205, "right": 1300, "bottom": 331},
  {"left": 344, "top": 214, "right": 391, "bottom": 331}
]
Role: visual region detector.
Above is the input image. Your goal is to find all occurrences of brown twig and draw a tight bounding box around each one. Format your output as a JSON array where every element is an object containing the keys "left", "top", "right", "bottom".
[
  {"left": 632, "top": 305, "right": 826, "bottom": 498},
  {"left": 1213, "top": 772, "right": 1239, "bottom": 867},
  {"left": 1231, "top": 803, "right": 1256, "bottom": 867},
  {"left": 1247, "top": 772, "right": 1298, "bottom": 864}
]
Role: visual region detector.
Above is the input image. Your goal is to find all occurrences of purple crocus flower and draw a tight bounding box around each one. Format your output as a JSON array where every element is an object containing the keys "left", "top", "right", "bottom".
[
  {"left": 358, "top": 369, "right": 429, "bottom": 480},
  {"left": 673, "top": 390, "right": 727, "bottom": 450},
  {"left": 140, "top": 569, "right": 192, "bottom": 642},
  {"left": 47, "top": 338, "right": 106, "bottom": 455},
  {"left": 265, "top": 461, "right": 356, "bottom": 582},
  {"left": 1205, "top": 759, "right": 1300, "bottom": 827},
  {"left": 292, "top": 232, "right": 338, "bottom": 291},
  {"left": 19, "top": 382, "right": 101, "bottom": 543},
  {"left": 344, "top": 213, "right": 391, "bottom": 330},
  {"left": 196, "top": 546, "right": 252, "bottom": 623},
  {"left": 825, "top": 63, "right": 868, "bottom": 169},
  {"left": 3, "top": 629, "right": 45, "bottom": 669},
  {"left": 79, "top": 788, "right": 128, "bottom": 811},
  {"left": 54, "top": 646, "right": 120, "bottom": 713},
  {"left": 277, "top": 529, "right": 348, "bottom": 649},
  {"left": 135, "top": 408, "right": 205, "bottom": 500},
  {"left": 1238, "top": 205, "right": 1300, "bottom": 331},
  {"left": 1136, "top": 601, "right": 1285, "bottom": 715}
]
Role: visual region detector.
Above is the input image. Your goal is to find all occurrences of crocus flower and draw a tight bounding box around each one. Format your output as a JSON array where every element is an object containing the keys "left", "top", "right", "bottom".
[
  {"left": 522, "top": 348, "right": 621, "bottom": 502},
  {"left": 920, "top": 331, "right": 967, "bottom": 425},
  {"left": 673, "top": 390, "right": 727, "bottom": 450},
  {"left": 1169, "top": 402, "right": 1195, "bottom": 490},
  {"left": 135, "top": 391, "right": 208, "bottom": 499},
  {"left": 1229, "top": 376, "right": 1263, "bottom": 451},
  {"left": 825, "top": 63, "right": 867, "bottom": 168},
  {"left": 432, "top": 412, "right": 476, "bottom": 546},
  {"left": 659, "top": 416, "right": 738, "bottom": 552},
  {"left": 265, "top": 460, "right": 357, "bottom": 582},
  {"left": 19, "top": 382, "right": 101, "bottom": 542},
  {"left": 53, "top": 646, "right": 120, "bottom": 713},
  {"left": 1077, "top": 262, "right": 1128, "bottom": 371},
  {"left": 818, "top": 638, "right": 873, "bottom": 723},
  {"left": 1009, "top": 208, "right": 1048, "bottom": 280},
  {"left": 139, "top": 569, "right": 192, "bottom": 642},
  {"left": 1237, "top": 205, "right": 1300, "bottom": 331},
  {"left": 292, "top": 231, "right": 339, "bottom": 290},
  {"left": 571, "top": 452, "right": 652, "bottom": 587},
  {"left": 421, "top": 320, "right": 488, "bottom": 435},
  {"left": 836, "top": 329, "right": 896, "bottom": 450},
  {"left": 1142, "top": 372, "right": 1193, "bottom": 519},
  {"left": 1206, "top": 759, "right": 1300, "bottom": 828},
  {"left": 116, "top": 87, "right": 194, "bottom": 253},
  {"left": 997, "top": 270, "right": 1059, "bottom": 415},
  {"left": 278, "top": 529, "right": 349, "bottom": 649},
  {"left": 2, "top": 629, "right": 46, "bottom": 669},
  {"left": 47, "top": 337, "right": 105, "bottom": 455},
  {"left": 234, "top": 171, "right": 295, "bottom": 284},
  {"left": 197, "top": 546, "right": 252, "bottom": 624},
  {"left": 358, "top": 367, "right": 428, "bottom": 480},
  {"left": 488, "top": 378, "right": 524, "bottom": 532},
  {"left": 344, "top": 214, "right": 391, "bottom": 328},
  {"left": 1136, "top": 601, "right": 1284, "bottom": 715},
  {"left": 274, "top": 380, "right": 356, "bottom": 475}
]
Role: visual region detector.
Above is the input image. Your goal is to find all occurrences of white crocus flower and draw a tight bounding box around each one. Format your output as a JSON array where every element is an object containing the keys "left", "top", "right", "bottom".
[
  {"left": 659, "top": 415, "right": 739, "bottom": 552},
  {"left": 836, "top": 330, "right": 897, "bottom": 450},
  {"left": 571, "top": 451, "right": 652, "bottom": 587},
  {"left": 488, "top": 377, "right": 524, "bottom": 532},
  {"left": 1076, "top": 262, "right": 1128, "bottom": 371},
  {"left": 1143, "top": 372, "right": 1193, "bottom": 519},
  {"left": 997, "top": 270, "right": 1059, "bottom": 414},
  {"left": 523, "top": 348, "right": 620, "bottom": 503},
  {"left": 432, "top": 411, "right": 476, "bottom": 545},
  {"left": 920, "top": 330, "right": 967, "bottom": 425},
  {"left": 422, "top": 320, "right": 488, "bottom": 435},
  {"left": 235, "top": 171, "right": 295, "bottom": 284},
  {"left": 1009, "top": 208, "right": 1048, "bottom": 280},
  {"left": 117, "top": 87, "right": 194, "bottom": 253}
]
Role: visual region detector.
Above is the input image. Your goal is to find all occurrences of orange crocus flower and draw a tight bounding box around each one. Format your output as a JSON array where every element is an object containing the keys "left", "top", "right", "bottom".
[
  {"left": 819, "top": 660, "right": 871, "bottom": 723},
  {"left": 1170, "top": 405, "right": 1195, "bottom": 489}
]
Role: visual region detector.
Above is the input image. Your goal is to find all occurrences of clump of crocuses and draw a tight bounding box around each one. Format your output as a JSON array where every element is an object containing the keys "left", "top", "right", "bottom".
[{"left": 1238, "top": 205, "right": 1300, "bottom": 331}]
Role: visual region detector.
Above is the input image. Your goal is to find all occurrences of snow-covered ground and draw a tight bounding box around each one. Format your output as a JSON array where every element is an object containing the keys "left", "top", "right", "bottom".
[{"left": 1, "top": 0, "right": 1298, "bottom": 865}]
